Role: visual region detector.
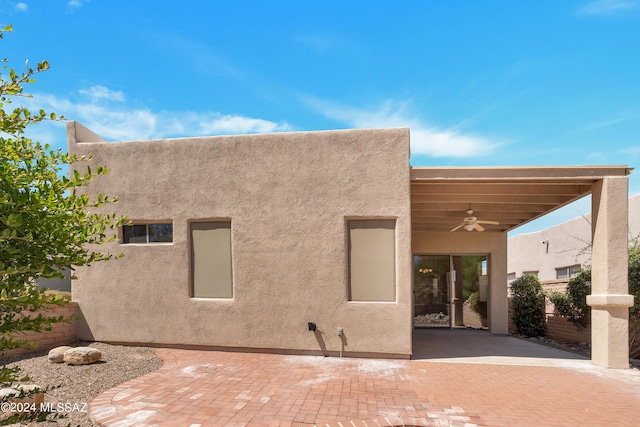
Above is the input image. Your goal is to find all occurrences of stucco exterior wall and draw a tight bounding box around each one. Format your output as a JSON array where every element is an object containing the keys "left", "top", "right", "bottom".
[
  {"left": 67, "top": 123, "right": 413, "bottom": 357},
  {"left": 508, "top": 193, "right": 640, "bottom": 281},
  {"left": 412, "top": 231, "right": 509, "bottom": 334},
  {"left": 631, "top": 193, "right": 640, "bottom": 236}
]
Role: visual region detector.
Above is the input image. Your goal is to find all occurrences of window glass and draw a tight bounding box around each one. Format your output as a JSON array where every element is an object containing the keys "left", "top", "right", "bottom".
[
  {"left": 124, "top": 225, "right": 148, "bottom": 243},
  {"left": 556, "top": 265, "right": 580, "bottom": 279},
  {"left": 148, "top": 224, "right": 173, "bottom": 242},
  {"left": 123, "top": 223, "right": 173, "bottom": 243},
  {"left": 556, "top": 268, "right": 568, "bottom": 279}
]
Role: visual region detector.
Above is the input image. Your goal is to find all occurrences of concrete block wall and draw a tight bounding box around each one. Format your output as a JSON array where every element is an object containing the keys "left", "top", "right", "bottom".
[
  {"left": 542, "top": 281, "right": 591, "bottom": 344},
  {"left": 3, "top": 302, "right": 78, "bottom": 357},
  {"left": 545, "top": 315, "right": 591, "bottom": 344}
]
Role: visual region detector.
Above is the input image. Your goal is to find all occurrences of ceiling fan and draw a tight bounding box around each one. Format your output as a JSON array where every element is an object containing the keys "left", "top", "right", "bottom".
[{"left": 450, "top": 209, "right": 500, "bottom": 232}]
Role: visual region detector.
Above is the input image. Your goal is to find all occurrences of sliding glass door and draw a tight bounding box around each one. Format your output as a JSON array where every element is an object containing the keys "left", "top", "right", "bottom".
[{"left": 413, "top": 255, "right": 489, "bottom": 329}]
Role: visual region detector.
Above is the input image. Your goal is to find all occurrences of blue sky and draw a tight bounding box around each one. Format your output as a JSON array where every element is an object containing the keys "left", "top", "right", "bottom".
[{"left": 2, "top": 0, "right": 639, "bottom": 235}]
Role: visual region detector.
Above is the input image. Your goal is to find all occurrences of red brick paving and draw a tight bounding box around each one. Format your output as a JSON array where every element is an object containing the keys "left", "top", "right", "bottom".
[{"left": 90, "top": 348, "right": 640, "bottom": 426}]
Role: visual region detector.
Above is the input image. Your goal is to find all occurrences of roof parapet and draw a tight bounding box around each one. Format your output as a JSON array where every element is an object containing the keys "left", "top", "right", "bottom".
[{"left": 66, "top": 121, "right": 106, "bottom": 146}]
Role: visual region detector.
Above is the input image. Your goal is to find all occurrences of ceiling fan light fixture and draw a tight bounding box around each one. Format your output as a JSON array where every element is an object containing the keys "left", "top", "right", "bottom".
[{"left": 450, "top": 208, "right": 501, "bottom": 232}]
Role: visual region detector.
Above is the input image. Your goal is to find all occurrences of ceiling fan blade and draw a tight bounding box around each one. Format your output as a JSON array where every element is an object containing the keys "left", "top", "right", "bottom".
[
  {"left": 474, "top": 223, "right": 485, "bottom": 232},
  {"left": 476, "top": 220, "right": 500, "bottom": 225},
  {"left": 450, "top": 223, "right": 465, "bottom": 232}
]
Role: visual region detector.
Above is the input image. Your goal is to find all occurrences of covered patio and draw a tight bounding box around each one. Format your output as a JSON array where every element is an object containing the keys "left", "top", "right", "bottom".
[
  {"left": 412, "top": 328, "right": 586, "bottom": 366},
  {"left": 410, "top": 165, "right": 634, "bottom": 368}
]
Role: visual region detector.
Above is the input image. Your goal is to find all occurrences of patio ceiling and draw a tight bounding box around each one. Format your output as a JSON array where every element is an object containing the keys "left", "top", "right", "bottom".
[{"left": 411, "top": 166, "right": 633, "bottom": 233}]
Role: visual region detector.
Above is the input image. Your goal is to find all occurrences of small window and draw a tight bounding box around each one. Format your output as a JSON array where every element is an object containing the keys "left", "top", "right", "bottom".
[
  {"left": 348, "top": 219, "right": 396, "bottom": 302},
  {"left": 507, "top": 272, "right": 516, "bottom": 285},
  {"left": 523, "top": 271, "right": 539, "bottom": 278},
  {"left": 123, "top": 223, "right": 173, "bottom": 243},
  {"left": 556, "top": 265, "right": 581, "bottom": 279}
]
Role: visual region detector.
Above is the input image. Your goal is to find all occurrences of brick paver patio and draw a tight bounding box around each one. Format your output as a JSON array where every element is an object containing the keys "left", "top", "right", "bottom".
[{"left": 90, "top": 345, "right": 640, "bottom": 427}]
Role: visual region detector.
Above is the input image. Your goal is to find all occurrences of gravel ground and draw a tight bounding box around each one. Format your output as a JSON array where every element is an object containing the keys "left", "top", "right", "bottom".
[
  {"left": 519, "top": 335, "right": 640, "bottom": 368},
  {"left": 516, "top": 334, "right": 592, "bottom": 358},
  {"left": 0, "top": 341, "right": 163, "bottom": 426}
]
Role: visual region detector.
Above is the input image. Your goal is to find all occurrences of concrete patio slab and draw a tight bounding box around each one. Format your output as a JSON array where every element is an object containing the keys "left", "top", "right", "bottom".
[
  {"left": 90, "top": 331, "right": 640, "bottom": 426},
  {"left": 412, "top": 328, "right": 589, "bottom": 366}
]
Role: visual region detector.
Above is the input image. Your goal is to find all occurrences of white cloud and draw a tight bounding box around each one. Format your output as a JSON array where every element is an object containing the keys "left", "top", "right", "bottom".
[
  {"left": 22, "top": 85, "right": 292, "bottom": 142},
  {"left": 579, "top": 0, "right": 638, "bottom": 15},
  {"left": 302, "top": 96, "right": 501, "bottom": 158},
  {"left": 198, "top": 114, "right": 288, "bottom": 134},
  {"left": 78, "top": 85, "right": 125, "bottom": 102},
  {"left": 15, "top": 2, "right": 28, "bottom": 12},
  {"left": 68, "top": 0, "right": 85, "bottom": 11}
]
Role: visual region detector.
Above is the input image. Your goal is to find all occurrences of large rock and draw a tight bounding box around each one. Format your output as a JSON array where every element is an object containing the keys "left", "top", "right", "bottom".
[
  {"left": 63, "top": 347, "right": 102, "bottom": 365},
  {"left": 48, "top": 345, "right": 73, "bottom": 363}
]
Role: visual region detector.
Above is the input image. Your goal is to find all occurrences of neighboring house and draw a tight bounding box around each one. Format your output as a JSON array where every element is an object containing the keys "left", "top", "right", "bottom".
[
  {"left": 508, "top": 194, "right": 640, "bottom": 282},
  {"left": 37, "top": 267, "right": 71, "bottom": 292},
  {"left": 67, "top": 121, "right": 633, "bottom": 368}
]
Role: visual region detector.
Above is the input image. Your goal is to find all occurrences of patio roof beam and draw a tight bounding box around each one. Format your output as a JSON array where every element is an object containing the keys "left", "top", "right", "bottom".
[
  {"left": 410, "top": 203, "right": 567, "bottom": 213},
  {"left": 410, "top": 210, "right": 535, "bottom": 219},
  {"left": 411, "top": 194, "right": 578, "bottom": 205},
  {"left": 410, "top": 165, "right": 633, "bottom": 180},
  {"left": 410, "top": 183, "right": 594, "bottom": 196}
]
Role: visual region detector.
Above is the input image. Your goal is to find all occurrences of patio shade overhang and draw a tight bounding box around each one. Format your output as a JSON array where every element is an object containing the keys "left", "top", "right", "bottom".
[{"left": 411, "top": 165, "right": 633, "bottom": 233}]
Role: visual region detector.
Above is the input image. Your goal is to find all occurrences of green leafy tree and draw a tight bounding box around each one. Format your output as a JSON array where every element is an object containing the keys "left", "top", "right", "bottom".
[
  {"left": 549, "top": 269, "right": 591, "bottom": 330},
  {"left": 549, "top": 234, "right": 640, "bottom": 357},
  {"left": 461, "top": 256, "right": 480, "bottom": 300},
  {"left": 510, "top": 274, "right": 545, "bottom": 337},
  {"left": 0, "top": 25, "right": 124, "bottom": 423}
]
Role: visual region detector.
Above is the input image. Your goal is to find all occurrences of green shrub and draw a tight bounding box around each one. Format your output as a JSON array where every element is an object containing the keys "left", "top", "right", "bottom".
[
  {"left": 510, "top": 274, "right": 545, "bottom": 337},
  {"left": 548, "top": 269, "right": 591, "bottom": 330},
  {"left": 630, "top": 236, "right": 640, "bottom": 319},
  {"left": 629, "top": 236, "right": 640, "bottom": 358},
  {"left": 467, "top": 291, "right": 480, "bottom": 313}
]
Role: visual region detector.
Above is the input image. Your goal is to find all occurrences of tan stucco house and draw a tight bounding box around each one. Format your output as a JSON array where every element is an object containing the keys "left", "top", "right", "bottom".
[
  {"left": 508, "top": 193, "right": 640, "bottom": 282},
  {"left": 67, "top": 122, "right": 634, "bottom": 368}
]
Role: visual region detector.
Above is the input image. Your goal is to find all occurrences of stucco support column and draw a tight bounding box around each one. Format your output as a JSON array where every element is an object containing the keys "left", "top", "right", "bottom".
[
  {"left": 587, "top": 177, "right": 634, "bottom": 368},
  {"left": 489, "top": 233, "right": 509, "bottom": 335}
]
